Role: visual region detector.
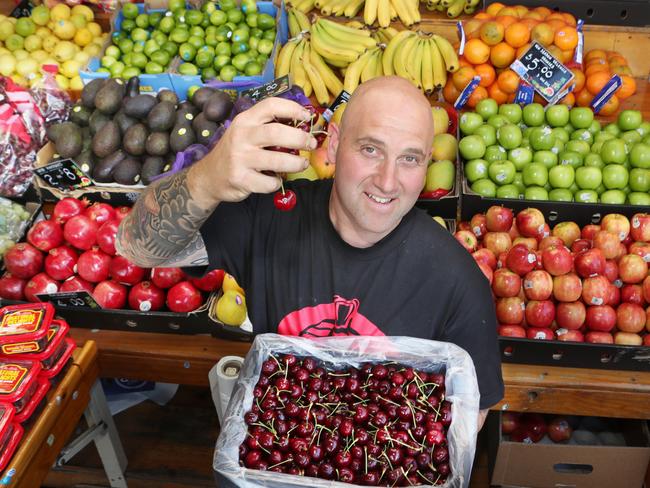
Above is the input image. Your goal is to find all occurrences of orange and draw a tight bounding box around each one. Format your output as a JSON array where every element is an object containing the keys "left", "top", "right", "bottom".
[
  {"left": 586, "top": 71, "right": 611, "bottom": 95},
  {"left": 585, "top": 49, "right": 607, "bottom": 62},
  {"left": 514, "top": 5, "right": 530, "bottom": 17},
  {"left": 464, "top": 19, "right": 484, "bottom": 37},
  {"left": 584, "top": 65, "right": 609, "bottom": 79},
  {"left": 504, "top": 22, "right": 531, "bottom": 48},
  {"left": 546, "top": 12, "right": 566, "bottom": 22},
  {"left": 553, "top": 26, "right": 578, "bottom": 51},
  {"left": 560, "top": 49, "right": 574, "bottom": 64},
  {"left": 531, "top": 22, "right": 554, "bottom": 47},
  {"left": 617, "top": 75, "right": 637, "bottom": 99},
  {"left": 452, "top": 66, "right": 478, "bottom": 90},
  {"left": 466, "top": 85, "right": 488, "bottom": 109},
  {"left": 497, "top": 69, "right": 520, "bottom": 94},
  {"left": 485, "top": 2, "right": 505, "bottom": 16},
  {"left": 497, "top": 7, "right": 520, "bottom": 17},
  {"left": 495, "top": 15, "right": 517, "bottom": 29},
  {"left": 533, "top": 6, "right": 552, "bottom": 17},
  {"left": 562, "top": 13, "right": 577, "bottom": 26},
  {"left": 520, "top": 18, "right": 540, "bottom": 31},
  {"left": 488, "top": 82, "right": 508, "bottom": 104},
  {"left": 559, "top": 92, "right": 575, "bottom": 107},
  {"left": 533, "top": 93, "right": 545, "bottom": 104},
  {"left": 474, "top": 12, "right": 493, "bottom": 20},
  {"left": 442, "top": 79, "right": 460, "bottom": 104},
  {"left": 575, "top": 89, "right": 593, "bottom": 107},
  {"left": 522, "top": 11, "right": 544, "bottom": 20},
  {"left": 586, "top": 57, "right": 607, "bottom": 68},
  {"left": 571, "top": 68, "right": 585, "bottom": 92},
  {"left": 515, "top": 43, "right": 531, "bottom": 58},
  {"left": 464, "top": 38, "right": 491, "bottom": 64},
  {"left": 546, "top": 45, "right": 563, "bottom": 61},
  {"left": 611, "top": 65, "right": 633, "bottom": 77},
  {"left": 474, "top": 63, "right": 496, "bottom": 87},
  {"left": 507, "top": 93, "right": 517, "bottom": 103},
  {"left": 607, "top": 55, "right": 628, "bottom": 68},
  {"left": 490, "top": 42, "right": 516, "bottom": 68},
  {"left": 598, "top": 94, "right": 619, "bottom": 116},
  {"left": 458, "top": 56, "right": 472, "bottom": 68},
  {"left": 479, "top": 21, "right": 505, "bottom": 46},
  {"left": 546, "top": 19, "right": 566, "bottom": 31}
]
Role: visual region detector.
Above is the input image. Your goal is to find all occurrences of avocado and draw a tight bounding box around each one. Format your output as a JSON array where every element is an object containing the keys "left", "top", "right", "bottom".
[
  {"left": 169, "top": 122, "right": 196, "bottom": 153},
  {"left": 69, "top": 104, "right": 92, "bottom": 127},
  {"left": 175, "top": 101, "right": 199, "bottom": 125},
  {"left": 89, "top": 109, "right": 111, "bottom": 135},
  {"left": 142, "top": 156, "right": 168, "bottom": 184},
  {"left": 123, "top": 123, "right": 148, "bottom": 156},
  {"left": 126, "top": 76, "right": 140, "bottom": 98},
  {"left": 124, "top": 94, "right": 157, "bottom": 119},
  {"left": 81, "top": 128, "right": 92, "bottom": 152},
  {"left": 113, "top": 157, "right": 142, "bottom": 185},
  {"left": 147, "top": 101, "right": 176, "bottom": 132},
  {"left": 145, "top": 131, "right": 170, "bottom": 156},
  {"left": 46, "top": 121, "right": 77, "bottom": 143},
  {"left": 55, "top": 122, "right": 83, "bottom": 159},
  {"left": 203, "top": 91, "right": 233, "bottom": 123},
  {"left": 157, "top": 89, "right": 179, "bottom": 105},
  {"left": 114, "top": 109, "right": 137, "bottom": 135},
  {"left": 192, "top": 113, "right": 219, "bottom": 146},
  {"left": 93, "top": 149, "right": 125, "bottom": 183},
  {"left": 191, "top": 87, "right": 215, "bottom": 111},
  {"left": 80, "top": 78, "right": 105, "bottom": 109},
  {"left": 94, "top": 78, "right": 125, "bottom": 115},
  {"left": 75, "top": 149, "right": 95, "bottom": 176},
  {"left": 92, "top": 121, "right": 121, "bottom": 158}
]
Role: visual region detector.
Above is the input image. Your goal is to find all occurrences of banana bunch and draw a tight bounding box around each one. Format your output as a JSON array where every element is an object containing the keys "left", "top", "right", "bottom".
[
  {"left": 287, "top": 7, "right": 311, "bottom": 38},
  {"left": 423, "top": 0, "right": 480, "bottom": 17},
  {"left": 343, "top": 46, "right": 385, "bottom": 93},
  {"left": 365, "top": 0, "right": 420, "bottom": 27},
  {"left": 382, "top": 31, "right": 459, "bottom": 94},
  {"left": 371, "top": 26, "right": 399, "bottom": 44},
  {"left": 314, "top": 0, "right": 366, "bottom": 17},
  {"left": 310, "top": 18, "right": 377, "bottom": 68},
  {"left": 287, "top": 0, "right": 317, "bottom": 14}
]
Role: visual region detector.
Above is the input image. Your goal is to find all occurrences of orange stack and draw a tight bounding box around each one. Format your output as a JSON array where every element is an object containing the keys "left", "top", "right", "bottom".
[{"left": 443, "top": 3, "right": 580, "bottom": 108}]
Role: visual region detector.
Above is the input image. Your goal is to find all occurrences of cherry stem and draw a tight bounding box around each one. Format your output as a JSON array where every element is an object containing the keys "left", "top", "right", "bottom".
[{"left": 268, "top": 457, "right": 293, "bottom": 470}]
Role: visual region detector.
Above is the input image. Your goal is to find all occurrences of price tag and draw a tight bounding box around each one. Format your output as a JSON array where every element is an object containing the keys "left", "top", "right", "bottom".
[
  {"left": 510, "top": 42, "right": 574, "bottom": 103},
  {"left": 33, "top": 159, "right": 92, "bottom": 192},
  {"left": 35, "top": 291, "right": 101, "bottom": 309},
  {"left": 322, "top": 90, "right": 350, "bottom": 122},
  {"left": 241, "top": 75, "right": 291, "bottom": 102},
  {"left": 10, "top": 0, "right": 31, "bottom": 18},
  {"left": 454, "top": 76, "right": 481, "bottom": 110}
]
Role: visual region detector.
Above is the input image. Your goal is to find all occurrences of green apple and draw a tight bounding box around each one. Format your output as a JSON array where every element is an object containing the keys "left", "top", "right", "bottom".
[
  {"left": 522, "top": 103, "right": 545, "bottom": 127},
  {"left": 551, "top": 139, "right": 565, "bottom": 155},
  {"left": 617, "top": 109, "right": 642, "bottom": 131},
  {"left": 459, "top": 135, "right": 486, "bottom": 160},
  {"left": 533, "top": 150, "right": 558, "bottom": 169},
  {"left": 588, "top": 120, "right": 602, "bottom": 135},
  {"left": 475, "top": 98, "right": 498, "bottom": 120},
  {"left": 498, "top": 103, "right": 522, "bottom": 124},
  {"left": 563, "top": 123, "right": 574, "bottom": 133},
  {"left": 565, "top": 140, "right": 590, "bottom": 157},
  {"left": 487, "top": 114, "right": 509, "bottom": 128},
  {"left": 484, "top": 145, "right": 507, "bottom": 163},
  {"left": 602, "top": 164, "right": 629, "bottom": 189},
  {"left": 600, "top": 189, "right": 626, "bottom": 204},
  {"left": 600, "top": 139, "right": 627, "bottom": 164},
  {"left": 546, "top": 104, "right": 570, "bottom": 127},
  {"left": 523, "top": 162, "right": 548, "bottom": 187},
  {"left": 629, "top": 168, "right": 650, "bottom": 192},
  {"left": 568, "top": 182, "right": 579, "bottom": 194},
  {"left": 571, "top": 128, "right": 593, "bottom": 145},
  {"left": 558, "top": 151, "right": 583, "bottom": 169},
  {"left": 549, "top": 189, "right": 573, "bottom": 201},
  {"left": 471, "top": 179, "right": 497, "bottom": 197},
  {"left": 513, "top": 172, "right": 525, "bottom": 194},
  {"left": 488, "top": 160, "right": 516, "bottom": 185},
  {"left": 508, "top": 147, "right": 533, "bottom": 171},
  {"left": 604, "top": 123, "right": 621, "bottom": 136},
  {"left": 426, "top": 160, "right": 455, "bottom": 191},
  {"left": 569, "top": 107, "right": 594, "bottom": 129},
  {"left": 636, "top": 121, "right": 650, "bottom": 137},
  {"left": 574, "top": 189, "right": 599, "bottom": 203},
  {"left": 622, "top": 129, "right": 642, "bottom": 146},
  {"left": 529, "top": 126, "right": 555, "bottom": 150},
  {"left": 584, "top": 153, "right": 604, "bottom": 168},
  {"left": 629, "top": 142, "right": 650, "bottom": 168},
  {"left": 525, "top": 186, "right": 549, "bottom": 200},
  {"left": 591, "top": 141, "right": 604, "bottom": 155},
  {"left": 464, "top": 159, "right": 489, "bottom": 183},
  {"left": 594, "top": 131, "right": 615, "bottom": 143},
  {"left": 459, "top": 112, "right": 484, "bottom": 136},
  {"left": 551, "top": 127, "right": 569, "bottom": 143},
  {"left": 474, "top": 124, "right": 497, "bottom": 146},
  {"left": 628, "top": 192, "right": 650, "bottom": 205},
  {"left": 496, "top": 184, "right": 520, "bottom": 199},
  {"left": 575, "top": 166, "right": 602, "bottom": 190},
  {"left": 497, "top": 124, "right": 522, "bottom": 149},
  {"left": 596, "top": 184, "right": 607, "bottom": 195},
  {"left": 549, "top": 165, "right": 575, "bottom": 188}
]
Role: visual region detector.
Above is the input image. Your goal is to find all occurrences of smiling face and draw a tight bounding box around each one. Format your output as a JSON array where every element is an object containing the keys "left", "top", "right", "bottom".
[{"left": 327, "top": 77, "right": 434, "bottom": 248}]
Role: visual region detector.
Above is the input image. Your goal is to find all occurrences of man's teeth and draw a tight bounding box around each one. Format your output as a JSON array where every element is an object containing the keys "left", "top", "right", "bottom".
[{"left": 367, "top": 193, "right": 393, "bottom": 204}]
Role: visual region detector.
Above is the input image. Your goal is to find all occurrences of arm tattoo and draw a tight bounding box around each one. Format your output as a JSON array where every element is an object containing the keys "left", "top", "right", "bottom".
[{"left": 116, "top": 169, "right": 212, "bottom": 268}]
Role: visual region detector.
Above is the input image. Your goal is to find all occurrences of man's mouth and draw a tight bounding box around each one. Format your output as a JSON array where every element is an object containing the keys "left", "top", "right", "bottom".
[{"left": 365, "top": 192, "right": 394, "bottom": 205}]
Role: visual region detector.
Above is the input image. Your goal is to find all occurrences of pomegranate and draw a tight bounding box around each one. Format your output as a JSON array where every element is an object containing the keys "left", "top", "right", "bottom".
[
  {"left": 63, "top": 215, "right": 98, "bottom": 250},
  {"left": 77, "top": 248, "right": 112, "bottom": 283},
  {"left": 151, "top": 267, "right": 185, "bottom": 289},
  {"left": 191, "top": 269, "right": 225, "bottom": 292},
  {"left": 24, "top": 273, "right": 59, "bottom": 302},
  {"left": 0, "top": 274, "right": 27, "bottom": 300},
  {"left": 27, "top": 220, "right": 64, "bottom": 252},
  {"left": 44, "top": 246, "right": 78, "bottom": 281},
  {"left": 128, "top": 281, "right": 165, "bottom": 311},
  {"left": 166, "top": 281, "right": 203, "bottom": 312},
  {"left": 97, "top": 220, "right": 120, "bottom": 256},
  {"left": 109, "top": 256, "right": 146, "bottom": 285},
  {"left": 84, "top": 202, "right": 116, "bottom": 225},
  {"left": 60, "top": 276, "right": 94, "bottom": 294},
  {"left": 52, "top": 197, "right": 88, "bottom": 223},
  {"left": 93, "top": 280, "right": 127, "bottom": 309},
  {"left": 113, "top": 206, "right": 131, "bottom": 223},
  {"left": 4, "top": 243, "right": 43, "bottom": 279}
]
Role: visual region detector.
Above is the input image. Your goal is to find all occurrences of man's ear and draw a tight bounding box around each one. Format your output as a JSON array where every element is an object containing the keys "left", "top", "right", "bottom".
[{"left": 327, "top": 122, "right": 340, "bottom": 164}]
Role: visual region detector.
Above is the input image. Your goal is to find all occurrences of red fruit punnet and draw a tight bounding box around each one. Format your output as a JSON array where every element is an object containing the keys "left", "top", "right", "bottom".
[
  {"left": 27, "top": 220, "right": 64, "bottom": 252},
  {"left": 63, "top": 215, "right": 98, "bottom": 251},
  {"left": 93, "top": 280, "right": 127, "bottom": 309},
  {"left": 60, "top": 275, "right": 94, "bottom": 294},
  {"left": 4, "top": 243, "right": 43, "bottom": 279},
  {"left": 109, "top": 256, "right": 146, "bottom": 286},
  {"left": 77, "top": 248, "right": 112, "bottom": 283},
  {"left": 84, "top": 202, "right": 116, "bottom": 225},
  {"left": 166, "top": 281, "right": 203, "bottom": 313},
  {"left": 97, "top": 220, "right": 120, "bottom": 256},
  {"left": 0, "top": 274, "right": 27, "bottom": 300},
  {"left": 44, "top": 246, "right": 78, "bottom": 281},
  {"left": 128, "top": 281, "right": 165, "bottom": 312},
  {"left": 151, "top": 267, "right": 185, "bottom": 289},
  {"left": 191, "top": 269, "right": 225, "bottom": 292},
  {"left": 24, "top": 272, "right": 59, "bottom": 301},
  {"left": 52, "top": 197, "right": 88, "bottom": 223}
]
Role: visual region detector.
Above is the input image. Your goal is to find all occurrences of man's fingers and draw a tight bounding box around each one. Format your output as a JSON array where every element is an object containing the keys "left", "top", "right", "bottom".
[
  {"left": 244, "top": 97, "right": 312, "bottom": 125},
  {"left": 246, "top": 170, "right": 283, "bottom": 195},
  {"left": 251, "top": 149, "right": 309, "bottom": 174},
  {"left": 251, "top": 123, "right": 317, "bottom": 150}
]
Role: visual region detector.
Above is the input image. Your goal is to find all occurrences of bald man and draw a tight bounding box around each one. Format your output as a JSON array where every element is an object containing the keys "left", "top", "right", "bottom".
[{"left": 117, "top": 77, "right": 504, "bottom": 427}]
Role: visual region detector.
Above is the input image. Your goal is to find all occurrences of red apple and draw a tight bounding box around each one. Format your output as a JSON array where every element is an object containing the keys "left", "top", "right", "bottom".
[
  {"left": 547, "top": 417, "right": 573, "bottom": 443},
  {"left": 470, "top": 213, "right": 487, "bottom": 239},
  {"left": 513, "top": 237, "right": 538, "bottom": 251},
  {"left": 571, "top": 239, "right": 592, "bottom": 254},
  {"left": 484, "top": 232, "right": 512, "bottom": 257},
  {"left": 621, "top": 284, "right": 645, "bottom": 306},
  {"left": 492, "top": 268, "right": 522, "bottom": 298},
  {"left": 647, "top": 305, "right": 650, "bottom": 331},
  {"left": 556, "top": 329, "right": 584, "bottom": 342},
  {"left": 457, "top": 221, "right": 470, "bottom": 232},
  {"left": 643, "top": 276, "right": 650, "bottom": 303},
  {"left": 645, "top": 334, "right": 650, "bottom": 346},
  {"left": 631, "top": 213, "right": 650, "bottom": 242},
  {"left": 603, "top": 260, "right": 619, "bottom": 284},
  {"left": 607, "top": 283, "right": 621, "bottom": 307},
  {"left": 593, "top": 231, "right": 620, "bottom": 260},
  {"left": 497, "top": 251, "right": 508, "bottom": 270},
  {"left": 582, "top": 275, "right": 610, "bottom": 306},
  {"left": 616, "top": 302, "right": 646, "bottom": 333},
  {"left": 614, "top": 332, "right": 643, "bottom": 345},
  {"left": 542, "top": 246, "right": 573, "bottom": 276},
  {"left": 618, "top": 254, "right": 648, "bottom": 284},
  {"left": 498, "top": 324, "right": 527, "bottom": 337},
  {"left": 552, "top": 221, "right": 580, "bottom": 247},
  {"left": 509, "top": 221, "right": 520, "bottom": 240},
  {"left": 521, "top": 413, "right": 547, "bottom": 442},
  {"left": 628, "top": 242, "right": 650, "bottom": 262},
  {"left": 556, "top": 301, "right": 586, "bottom": 330},
  {"left": 616, "top": 242, "right": 628, "bottom": 260},
  {"left": 526, "top": 327, "right": 555, "bottom": 340},
  {"left": 473, "top": 248, "right": 497, "bottom": 270},
  {"left": 553, "top": 273, "right": 582, "bottom": 302},
  {"left": 506, "top": 244, "right": 538, "bottom": 276},
  {"left": 585, "top": 305, "right": 617, "bottom": 332},
  {"left": 486, "top": 206, "right": 514, "bottom": 232},
  {"left": 477, "top": 262, "right": 493, "bottom": 283},
  {"left": 525, "top": 300, "right": 555, "bottom": 328},
  {"left": 523, "top": 270, "right": 553, "bottom": 300},
  {"left": 574, "top": 248, "right": 606, "bottom": 278},
  {"left": 534, "top": 250, "right": 544, "bottom": 270},
  {"left": 539, "top": 236, "right": 564, "bottom": 251},
  {"left": 585, "top": 331, "right": 614, "bottom": 343},
  {"left": 501, "top": 412, "right": 521, "bottom": 435},
  {"left": 454, "top": 230, "right": 478, "bottom": 253},
  {"left": 496, "top": 297, "right": 525, "bottom": 324},
  {"left": 516, "top": 208, "right": 546, "bottom": 239},
  {"left": 601, "top": 214, "right": 630, "bottom": 241},
  {"left": 581, "top": 224, "right": 601, "bottom": 240}
]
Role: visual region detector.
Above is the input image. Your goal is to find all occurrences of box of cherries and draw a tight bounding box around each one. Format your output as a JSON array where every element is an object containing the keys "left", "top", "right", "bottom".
[{"left": 214, "top": 334, "right": 480, "bottom": 487}]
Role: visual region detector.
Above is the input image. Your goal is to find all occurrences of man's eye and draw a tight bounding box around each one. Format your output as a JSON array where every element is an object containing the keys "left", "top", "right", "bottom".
[
  {"left": 362, "top": 146, "right": 376, "bottom": 155},
  {"left": 401, "top": 155, "right": 420, "bottom": 165}
]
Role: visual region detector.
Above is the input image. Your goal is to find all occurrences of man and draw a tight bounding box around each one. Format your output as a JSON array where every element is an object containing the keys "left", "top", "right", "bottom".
[{"left": 117, "top": 76, "right": 504, "bottom": 428}]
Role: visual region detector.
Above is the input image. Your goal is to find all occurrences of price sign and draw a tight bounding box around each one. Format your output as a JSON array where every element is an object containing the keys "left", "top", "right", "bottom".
[
  {"left": 10, "top": 0, "right": 31, "bottom": 18},
  {"left": 322, "top": 90, "right": 350, "bottom": 122},
  {"left": 241, "top": 75, "right": 291, "bottom": 102},
  {"left": 33, "top": 159, "right": 92, "bottom": 192},
  {"left": 510, "top": 42, "right": 574, "bottom": 103},
  {"left": 35, "top": 291, "right": 101, "bottom": 309}
]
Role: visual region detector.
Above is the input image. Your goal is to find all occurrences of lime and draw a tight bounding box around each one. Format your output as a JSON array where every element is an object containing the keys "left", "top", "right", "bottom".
[
  {"left": 96, "top": 67, "right": 110, "bottom": 74},
  {"left": 121, "top": 18, "right": 135, "bottom": 32},
  {"left": 150, "top": 50, "right": 170, "bottom": 67},
  {"left": 210, "top": 10, "right": 227, "bottom": 26},
  {"left": 256, "top": 53, "right": 267, "bottom": 66},
  {"left": 262, "top": 28, "right": 276, "bottom": 41},
  {"left": 131, "top": 27, "right": 149, "bottom": 42},
  {"left": 247, "top": 48, "right": 259, "bottom": 58},
  {"left": 144, "top": 39, "right": 159, "bottom": 57},
  {"left": 219, "top": 0, "right": 237, "bottom": 11},
  {"left": 168, "top": 0, "right": 185, "bottom": 12},
  {"left": 145, "top": 61, "right": 163, "bottom": 74},
  {"left": 152, "top": 31, "right": 167, "bottom": 45},
  {"left": 158, "top": 16, "right": 175, "bottom": 33},
  {"left": 213, "top": 53, "right": 230, "bottom": 70},
  {"left": 15, "top": 18, "right": 36, "bottom": 37},
  {"left": 205, "top": 35, "right": 217, "bottom": 46},
  {"left": 195, "top": 49, "right": 214, "bottom": 68},
  {"left": 202, "top": 2, "right": 216, "bottom": 14},
  {"left": 149, "top": 12, "right": 163, "bottom": 28},
  {"left": 109, "top": 60, "right": 125, "bottom": 77},
  {"left": 132, "top": 42, "right": 145, "bottom": 53},
  {"left": 105, "top": 45, "right": 120, "bottom": 58},
  {"left": 245, "top": 13, "right": 258, "bottom": 28},
  {"left": 248, "top": 36, "right": 259, "bottom": 51},
  {"left": 231, "top": 41, "right": 249, "bottom": 54},
  {"left": 188, "top": 35, "right": 203, "bottom": 49},
  {"left": 112, "top": 31, "right": 127, "bottom": 43},
  {"left": 242, "top": 0, "right": 258, "bottom": 14},
  {"left": 232, "top": 28, "right": 249, "bottom": 43},
  {"left": 250, "top": 27, "right": 263, "bottom": 39},
  {"left": 257, "top": 13, "right": 274, "bottom": 30},
  {"left": 178, "top": 42, "right": 196, "bottom": 61},
  {"left": 173, "top": 9, "right": 187, "bottom": 23},
  {"left": 131, "top": 52, "right": 148, "bottom": 69},
  {"left": 219, "top": 64, "right": 237, "bottom": 81},
  {"left": 244, "top": 60, "right": 261, "bottom": 76},
  {"left": 189, "top": 26, "right": 205, "bottom": 37},
  {"left": 178, "top": 62, "right": 199, "bottom": 75},
  {"left": 215, "top": 41, "right": 231, "bottom": 56},
  {"left": 122, "top": 52, "right": 133, "bottom": 66},
  {"left": 231, "top": 52, "right": 249, "bottom": 71},
  {"left": 135, "top": 13, "right": 149, "bottom": 29},
  {"left": 122, "top": 3, "right": 139, "bottom": 19},
  {"left": 215, "top": 25, "right": 232, "bottom": 42},
  {"left": 227, "top": 9, "right": 243, "bottom": 24},
  {"left": 225, "top": 21, "right": 238, "bottom": 32},
  {"left": 162, "top": 41, "right": 178, "bottom": 56},
  {"left": 170, "top": 28, "right": 190, "bottom": 43},
  {"left": 101, "top": 55, "right": 116, "bottom": 68},
  {"left": 257, "top": 38, "right": 273, "bottom": 55},
  {"left": 201, "top": 16, "right": 211, "bottom": 28},
  {"left": 202, "top": 66, "right": 217, "bottom": 81},
  {"left": 205, "top": 25, "right": 217, "bottom": 37},
  {"left": 186, "top": 10, "right": 203, "bottom": 25}
]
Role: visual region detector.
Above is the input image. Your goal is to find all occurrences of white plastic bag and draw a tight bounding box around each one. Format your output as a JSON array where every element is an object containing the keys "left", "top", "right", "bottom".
[{"left": 213, "top": 334, "right": 480, "bottom": 488}]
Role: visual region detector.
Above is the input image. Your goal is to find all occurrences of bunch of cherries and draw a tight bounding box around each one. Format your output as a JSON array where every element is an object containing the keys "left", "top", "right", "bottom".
[{"left": 238, "top": 353, "right": 453, "bottom": 486}]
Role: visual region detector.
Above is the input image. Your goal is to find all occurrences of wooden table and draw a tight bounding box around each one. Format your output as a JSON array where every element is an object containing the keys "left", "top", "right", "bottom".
[{"left": 70, "top": 328, "right": 650, "bottom": 420}]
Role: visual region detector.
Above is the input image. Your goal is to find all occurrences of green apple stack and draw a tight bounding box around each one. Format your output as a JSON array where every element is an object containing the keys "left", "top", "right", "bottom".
[
  {"left": 101, "top": 0, "right": 276, "bottom": 82},
  {"left": 459, "top": 99, "right": 650, "bottom": 206}
]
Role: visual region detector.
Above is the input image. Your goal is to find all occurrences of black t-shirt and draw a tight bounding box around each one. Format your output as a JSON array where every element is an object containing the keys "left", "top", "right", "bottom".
[{"left": 198, "top": 179, "right": 504, "bottom": 409}]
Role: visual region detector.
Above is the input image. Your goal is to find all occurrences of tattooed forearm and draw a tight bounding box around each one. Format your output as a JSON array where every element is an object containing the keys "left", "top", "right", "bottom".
[{"left": 115, "top": 168, "right": 213, "bottom": 268}]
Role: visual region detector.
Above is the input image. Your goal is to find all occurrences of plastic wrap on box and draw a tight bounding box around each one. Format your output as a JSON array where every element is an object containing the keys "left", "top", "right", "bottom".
[{"left": 214, "top": 334, "right": 480, "bottom": 488}]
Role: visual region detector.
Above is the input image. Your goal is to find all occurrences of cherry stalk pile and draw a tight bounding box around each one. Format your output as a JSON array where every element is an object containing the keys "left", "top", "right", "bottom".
[
  {"left": 454, "top": 207, "right": 650, "bottom": 346},
  {"left": 239, "top": 354, "right": 453, "bottom": 486},
  {"left": 0, "top": 197, "right": 224, "bottom": 312}
]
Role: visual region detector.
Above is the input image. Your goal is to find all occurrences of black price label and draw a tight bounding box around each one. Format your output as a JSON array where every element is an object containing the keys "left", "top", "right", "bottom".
[
  {"left": 10, "top": 0, "right": 31, "bottom": 18},
  {"left": 322, "top": 90, "right": 350, "bottom": 122},
  {"left": 242, "top": 75, "right": 291, "bottom": 102},
  {"left": 33, "top": 158, "right": 92, "bottom": 192},
  {"left": 35, "top": 291, "right": 101, "bottom": 309},
  {"left": 510, "top": 42, "right": 574, "bottom": 103}
]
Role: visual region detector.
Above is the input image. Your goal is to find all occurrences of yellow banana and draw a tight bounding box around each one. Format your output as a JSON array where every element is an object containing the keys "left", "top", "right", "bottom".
[
  {"left": 290, "top": 40, "right": 311, "bottom": 96},
  {"left": 287, "top": 10, "right": 301, "bottom": 38},
  {"left": 343, "top": 0, "right": 366, "bottom": 17},
  {"left": 389, "top": 0, "right": 414, "bottom": 26},
  {"left": 311, "top": 23, "right": 363, "bottom": 64},
  {"left": 293, "top": 0, "right": 314, "bottom": 11},
  {"left": 345, "top": 20, "right": 366, "bottom": 30},
  {"left": 406, "top": 0, "right": 421, "bottom": 23},
  {"left": 377, "top": 0, "right": 391, "bottom": 28},
  {"left": 382, "top": 29, "right": 415, "bottom": 75},
  {"left": 303, "top": 44, "right": 330, "bottom": 106},
  {"left": 374, "top": 48, "right": 385, "bottom": 77},
  {"left": 344, "top": 48, "right": 374, "bottom": 93},
  {"left": 276, "top": 38, "right": 299, "bottom": 78},
  {"left": 310, "top": 46, "right": 344, "bottom": 95},
  {"left": 361, "top": 47, "right": 380, "bottom": 83},
  {"left": 446, "top": 0, "right": 465, "bottom": 17},
  {"left": 393, "top": 33, "right": 419, "bottom": 86},
  {"left": 293, "top": 8, "right": 311, "bottom": 32},
  {"left": 389, "top": 2, "right": 398, "bottom": 19},
  {"left": 432, "top": 33, "right": 459, "bottom": 73},
  {"left": 331, "top": 0, "right": 350, "bottom": 16},
  {"left": 429, "top": 36, "right": 447, "bottom": 88},
  {"left": 363, "top": 0, "right": 378, "bottom": 26},
  {"left": 315, "top": 19, "right": 375, "bottom": 51},
  {"left": 407, "top": 39, "right": 424, "bottom": 89},
  {"left": 421, "top": 39, "right": 434, "bottom": 94},
  {"left": 317, "top": 18, "right": 375, "bottom": 41},
  {"left": 382, "top": 26, "right": 399, "bottom": 40}
]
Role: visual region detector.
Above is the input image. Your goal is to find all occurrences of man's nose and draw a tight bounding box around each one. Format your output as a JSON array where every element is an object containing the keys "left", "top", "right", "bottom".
[{"left": 374, "top": 160, "right": 399, "bottom": 194}]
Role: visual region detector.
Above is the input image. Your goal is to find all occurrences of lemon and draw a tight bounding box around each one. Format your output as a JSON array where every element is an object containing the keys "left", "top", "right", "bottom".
[
  {"left": 0, "top": 20, "right": 15, "bottom": 41},
  {"left": 0, "top": 15, "right": 6, "bottom": 23},
  {"left": 215, "top": 290, "right": 247, "bottom": 326},
  {"left": 86, "top": 22, "right": 101, "bottom": 37},
  {"left": 73, "top": 27, "right": 92, "bottom": 46},
  {"left": 69, "top": 75, "right": 84, "bottom": 91},
  {"left": 53, "top": 19, "right": 76, "bottom": 40},
  {"left": 71, "top": 5, "right": 94, "bottom": 22},
  {"left": 10, "top": 74, "right": 26, "bottom": 86},
  {"left": 0, "top": 47, "right": 9, "bottom": 55},
  {"left": 30, "top": 49, "right": 48, "bottom": 62},
  {"left": 24, "top": 34, "right": 42, "bottom": 52},
  {"left": 83, "top": 43, "right": 101, "bottom": 57},
  {"left": 0, "top": 53, "right": 15, "bottom": 76},
  {"left": 53, "top": 41, "right": 76, "bottom": 62},
  {"left": 50, "top": 4, "right": 71, "bottom": 22},
  {"left": 60, "top": 59, "right": 81, "bottom": 78},
  {"left": 13, "top": 49, "right": 28, "bottom": 60},
  {"left": 7, "top": 18, "right": 16, "bottom": 25},
  {"left": 54, "top": 74, "right": 69, "bottom": 89},
  {"left": 70, "top": 14, "right": 87, "bottom": 30},
  {"left": 42, "top": 34, "right": 58, "bottom": 52},
  {"left": 222, "top": 273, "right": 245, "bottom": 295},
  {"left": 74, "top": 50, "right": 89, "bottom": 65},
  {"left": 31, "top": 5, "right": 50, "bottom": 26},
  {"left": 16, "top": 58, "right": 38, "bottom": 79},
  {"left": 36, "top": 26, "right": 51, "bottom": 38}
]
